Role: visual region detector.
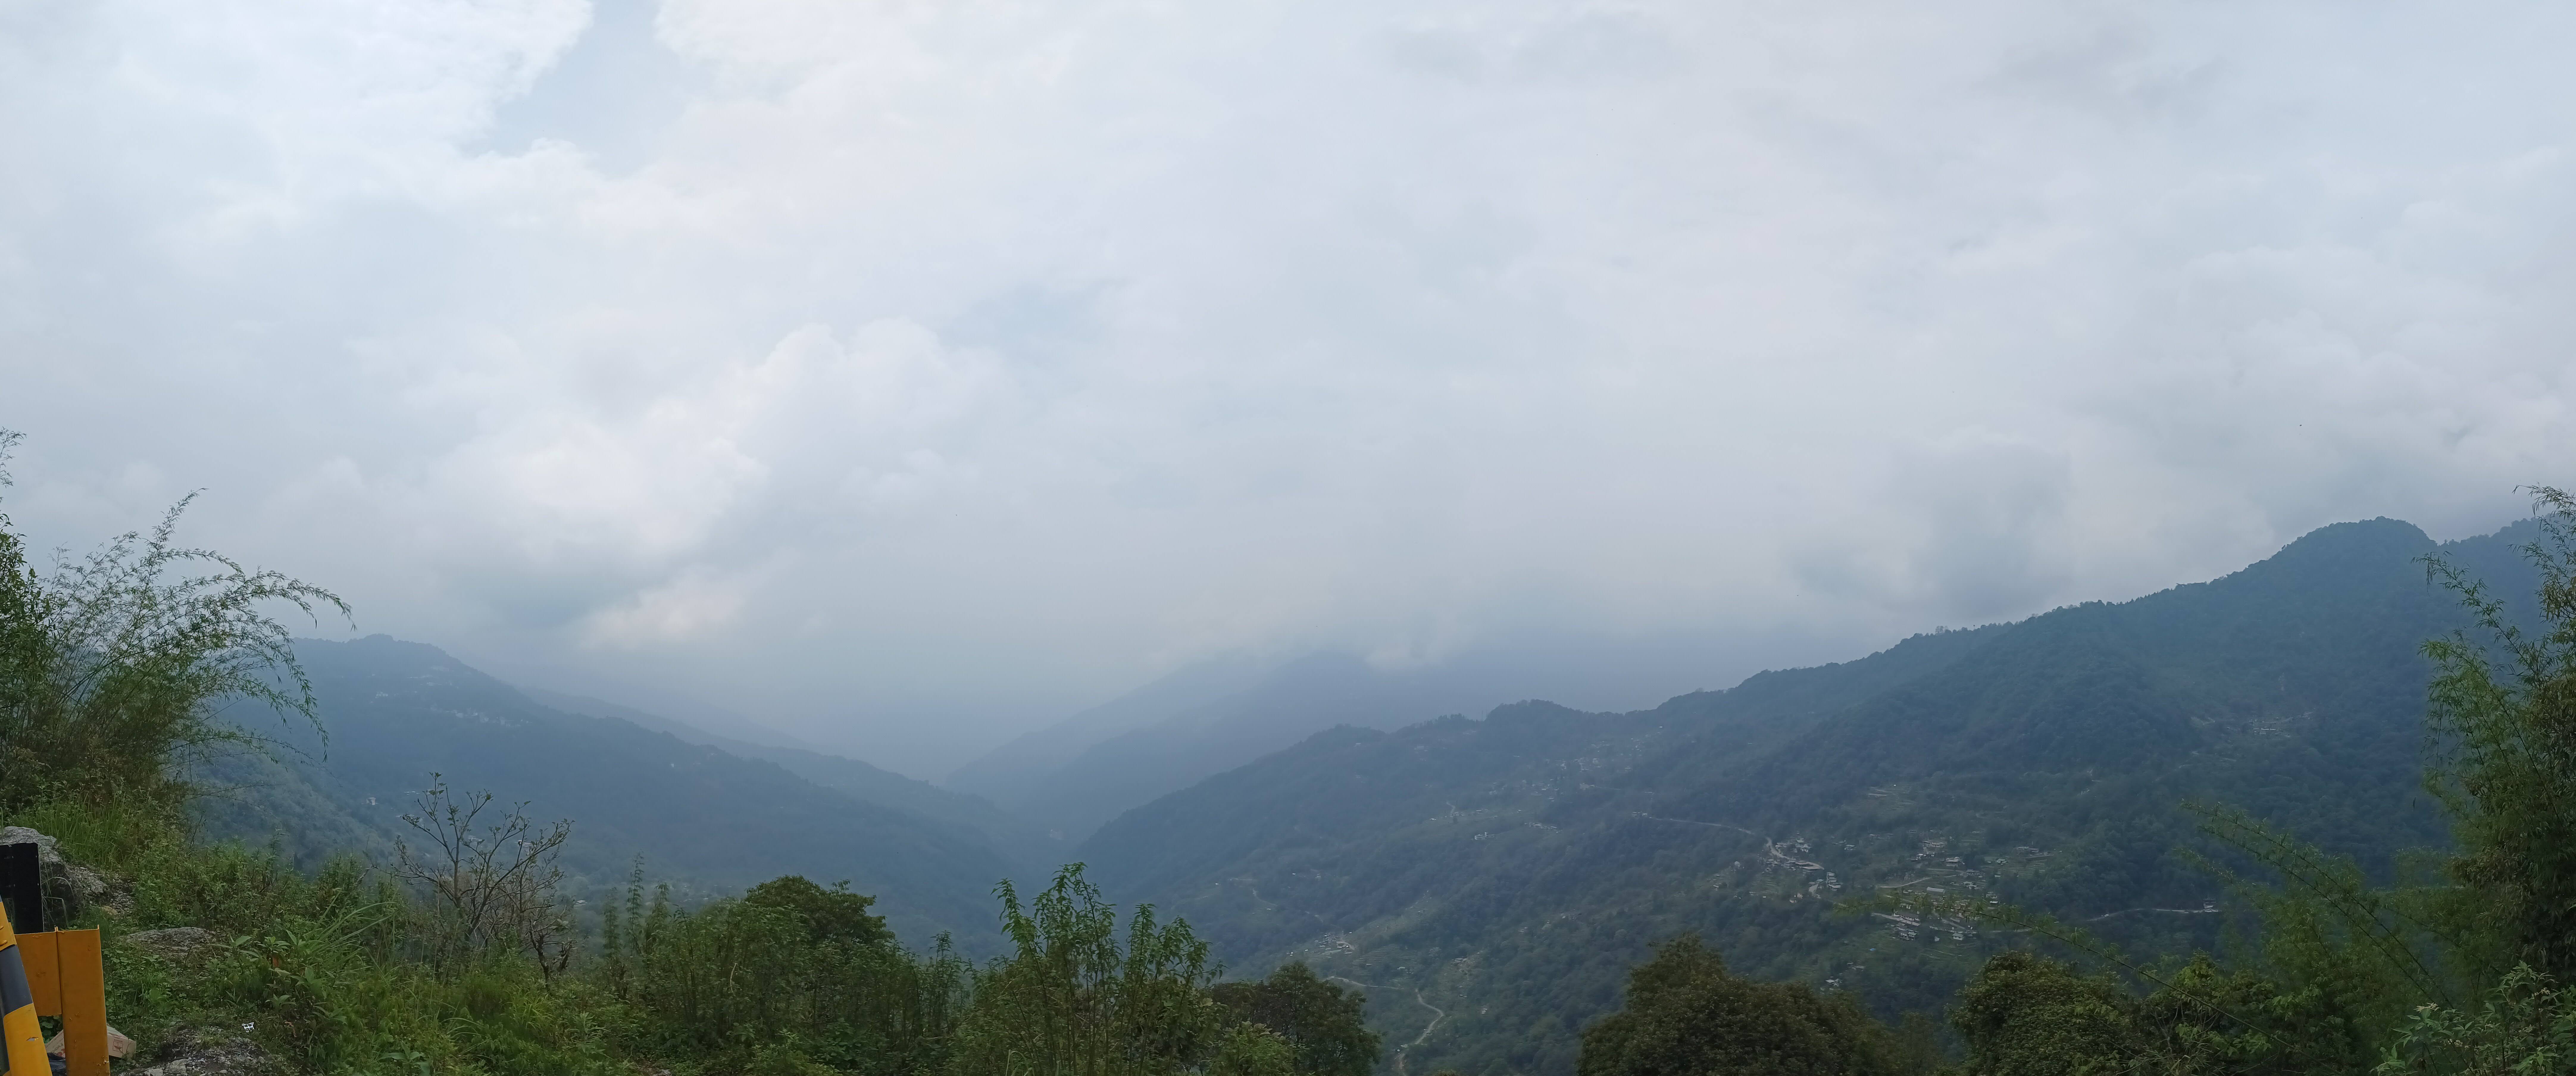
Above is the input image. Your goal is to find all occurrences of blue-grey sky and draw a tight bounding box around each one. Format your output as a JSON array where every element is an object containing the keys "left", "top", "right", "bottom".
[{"left": 3, "top": 0, "right": 2570, "bottom": 775}]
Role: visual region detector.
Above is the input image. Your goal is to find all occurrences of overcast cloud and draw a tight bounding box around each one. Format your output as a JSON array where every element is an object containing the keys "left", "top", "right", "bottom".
[{"left": 3, "top": 0, "right": 2570, "bottom": 775}]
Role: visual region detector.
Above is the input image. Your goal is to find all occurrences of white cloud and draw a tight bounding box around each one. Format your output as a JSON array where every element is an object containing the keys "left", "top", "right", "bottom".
[{"left": 6, "top": 0, "right": 2575, "bottom": 773}]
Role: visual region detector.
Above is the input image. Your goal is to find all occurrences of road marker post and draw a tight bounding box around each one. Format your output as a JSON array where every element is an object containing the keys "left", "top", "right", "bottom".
[{"left": 0, "top": 903, "right": 45, "bottom": 1076}]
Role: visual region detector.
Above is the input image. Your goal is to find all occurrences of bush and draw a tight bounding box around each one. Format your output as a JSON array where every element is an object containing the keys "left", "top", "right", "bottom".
[
  {"left": 1579, "top": 935, "right": 1898, "bottom": 1076},
  {"left": 2376, "top": 965, "right": 2576, "bottom": 1076},
  {"left": 1210, "top": 963, "right": 1379, "bottom": 1076}
]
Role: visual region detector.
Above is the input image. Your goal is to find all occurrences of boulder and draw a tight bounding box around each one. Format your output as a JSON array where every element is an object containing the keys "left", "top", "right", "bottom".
[
  {"left": 0, "top": 826, "right": 61, "bottom": 867},
  {"left": 134, "top": 1027, "right": 282, "bottom": 1076},
  {"left": 0, "top": 826, "right": 124, "bottom": 919},
  {"left": 122, "top": 926, "right": 221, "bottom": 963},
  {"left": 61, "top": 864, "right": 110, "bottom": 905}
]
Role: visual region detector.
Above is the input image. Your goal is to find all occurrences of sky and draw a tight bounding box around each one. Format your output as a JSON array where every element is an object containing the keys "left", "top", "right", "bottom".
[{"left": 3, "top": 0, "right": 2572, "bottom": 777}]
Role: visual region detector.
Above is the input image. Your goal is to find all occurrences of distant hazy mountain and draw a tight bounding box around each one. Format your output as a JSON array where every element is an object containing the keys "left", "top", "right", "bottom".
[
  {"left": 527, "top": 688, "right": 1061, "bottom": 865},
  {"left": 943, "top": 653, "right": 1278, "bottom": 810},
  {"left": 1077, "top": 517, "right": 2541, "bottom": 1075},
  {"left": 197, "top": 636, "right": 1033, "bottom": 950},
  {"left": 948, "top": 639, "right": 1827, "bottom": 842},
  {"left": 526, "top": 683, "right": 831, "bottom": 755}
]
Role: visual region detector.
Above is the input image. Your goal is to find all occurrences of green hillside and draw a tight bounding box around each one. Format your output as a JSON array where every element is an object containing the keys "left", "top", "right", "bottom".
[
  {"left": 1079, "top": 518, "right": 2544, "bottom": 1074},
  {"left": 527, "top": 687, "right": 1068, "bottom": 868},
  {"left": 196, "top": 635, "right": 1033, "bottom": 949}
]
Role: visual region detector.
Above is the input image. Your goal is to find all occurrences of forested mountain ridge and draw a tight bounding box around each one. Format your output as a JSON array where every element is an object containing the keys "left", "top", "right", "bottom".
[
  {"left": 528, "top": 687, "right": 1065, "bottom": 867},
  {"left": 1079, "top": 517, "right": 2543, "bottom": 1074},
  {"left": 951, "top": 637, "right": 1825, "bottom": 843},
  {"left": 975, "top": 653, "right": 1530, "bottom": 840},
  {"left": 197, "top": 635, "right": 1033, "bottom": 949},
  {"left": 945, "top": 652, "right": 1278, "bottom": 810}
]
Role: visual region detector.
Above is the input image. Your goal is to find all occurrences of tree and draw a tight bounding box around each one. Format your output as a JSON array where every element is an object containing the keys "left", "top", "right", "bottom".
[
  {"left": 946, "top": 864, "right": 1229, "bottom": 1076},
  {"left": 0, "top": 429, "right": 345, "bottom": 816},
  {"left": 2422, "top": 486, "right": 2576, "bottom": 985},
  {"left": 1949, "top": 951, "right": 2137, "bottom": 1076},
  {"left": 596, "top": 868, "right": 968, "bottom": 1072},
  {"left": 1211, "top": 962, "right": 1380, "bottom": 1076},
  {"left": 1578, "top": 934, "right": 1897, "bottom": 1076},
  {"left": 2376, "top": 965, "right": 2576, "bottom": 1076},
  {"left": 1207, "top": 1023, "right": 1301, "bottom": 1076},
  {"left": 745, "top": 874, "right": 892, "bottom": 948},
  {"left": 390, "top": 774, "right": 573, "bottom": 973}
]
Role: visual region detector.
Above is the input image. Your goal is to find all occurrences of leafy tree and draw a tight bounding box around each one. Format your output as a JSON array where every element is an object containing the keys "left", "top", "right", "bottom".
[
  {"left": 2128, "top": 952, "right": 2378, "bottom": 1076},
  {"left": 1207, "top": 1023, "right": 1301, "bottom": 1076},
  {"left": 946, "top": 864, "right": 1230, "bottom": 1076},
  {"left": 597, "top": 870, "right": 967, "bottom": 1074},
  {"left": 0, "top": 429, "right": 345, "bottom": 816},
  {"left": 1578, "top": 934, "right": 1896, "bottom": 1076},
  {"left": 1949, "top": 950, "right": 2136, "bottom": 1076},
  {"left": 1211, "top": 962, "right": 1380, "bottom": 1076},
  {"left": 2176, "top": 805, "right": 2444, "bottom": 1067},
  {"left": 2376, "top": 964, "right": 2576, "bottom": 1076},
  {"left": 746, "top": 874, "right": 894, "bottom": 948},
  {"left": 2421, "top": 486, "right": 2576, "bottom": 984}
]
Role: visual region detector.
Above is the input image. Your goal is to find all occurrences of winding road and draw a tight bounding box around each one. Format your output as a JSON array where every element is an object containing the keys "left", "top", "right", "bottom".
[
  {"left": 1633, "top": 812, "right": 1827, "bottom": 869},
  {"left": 1324, "top": 975, "right": 1447, "bottom": 1076}
]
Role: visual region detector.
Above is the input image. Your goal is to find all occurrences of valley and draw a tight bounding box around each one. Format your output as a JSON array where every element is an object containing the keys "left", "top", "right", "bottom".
[
  {"left": 48, "top": 511, "right": 2561, "bottom": 1073},
  {"left": 1072, "top": 517, "right": 2537, "bottom": 1072}
]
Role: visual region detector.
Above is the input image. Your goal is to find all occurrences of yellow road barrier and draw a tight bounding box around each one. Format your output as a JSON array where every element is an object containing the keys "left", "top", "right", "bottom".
[
  {"left": 0, "top": 904, "right": 106, "bottom": 1076},
  {"left": 0, "top": 903, "right": 43, "bottom": 1076}
]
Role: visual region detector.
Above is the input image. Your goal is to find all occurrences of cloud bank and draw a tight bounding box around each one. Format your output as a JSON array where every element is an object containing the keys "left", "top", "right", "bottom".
[{"left": 4, "top": 0, "right": 2571, "bottom": 773}]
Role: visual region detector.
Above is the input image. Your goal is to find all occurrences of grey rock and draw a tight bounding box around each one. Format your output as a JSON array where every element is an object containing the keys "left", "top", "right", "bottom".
[
  {"left": 122, "top": 927, "right": 220, "bottom": 962},
  {"left": 0, "top": 826, "right": 62, "bottom": 867},
  {"left": 0, "top": 826, "right": 120, "bottom": 920},
  {"left": 135, "top": 1028, "right": 282, "bottom": 1076},
  {"left": 61, "top": 864, "right": 107, "bottom": 901}
]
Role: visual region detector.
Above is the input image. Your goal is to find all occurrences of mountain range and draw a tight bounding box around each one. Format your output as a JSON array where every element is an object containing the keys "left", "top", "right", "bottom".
[
  {"left": 195, "top": 514, "right": 2546, "bottom": 1072},
  {"left": 1074, "top": 518, "right": 2537, "bottom": 1073},
  {"left": 946, "top": 635, "right": 1828, "bottom": 842},
  {"left": 196, "top": 636, "right": 1040, "bottom": 950}
]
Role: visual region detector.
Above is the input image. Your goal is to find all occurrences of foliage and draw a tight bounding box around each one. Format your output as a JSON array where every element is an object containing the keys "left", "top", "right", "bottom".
[
  {"left": 0, "top": 428, "right": 346, "bottom": 817},
  {"left": 71, "top": 823, "right": 618, "bottom": 1076},
  {"left": 2184, "top": 803, "right": 2455, "bottom": 1022},
  {"left": 945, "top": 864, "right": 1232, "bottom": 1076},
  {"left": 1209, "top": 962, "right": 1379, "bottom": 1076},
  {"left": 1206, "top": 1023, "right": 1301, "bottom": 1076},
  {"left": 596, "top": 868, "right": 966, "bottom": 1075},
  {"left": 2421, "top": 487, "right": 2576, "bottom": 985},
  {"left": 391, "top": 775, "right": 575, "bottom": 974},
  {"left": 1947, "top": 950, "right": 2136, "bottom": 1076},
  {"left": 1578, "top": 934, "right": 1899, "bottom": 1076},
  {"left": 746, "top": 875, "right": 895, "bottom": 948},
  {"left": 2376, "top": 965, "right": 2576, "bottom": 1076}
]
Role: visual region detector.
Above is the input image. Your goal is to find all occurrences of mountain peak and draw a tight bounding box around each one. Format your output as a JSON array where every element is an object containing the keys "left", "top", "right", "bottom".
[
  {"left": 297, "top": 634, "right": 471, "bottom": 677},
  {"left": 2273, "top": 517, "right": 2435, "bottom": 562}
]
